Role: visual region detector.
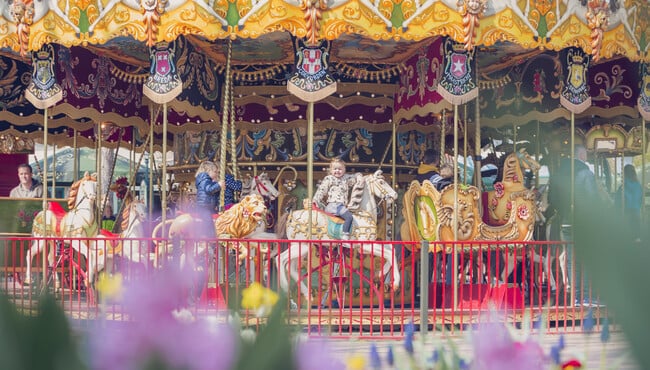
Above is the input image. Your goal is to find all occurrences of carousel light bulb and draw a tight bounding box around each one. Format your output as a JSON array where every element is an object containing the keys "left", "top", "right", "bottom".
[
  {"left": 339, "top": 94, "right": 343, "bottom": 98},
  {"left": 186, "top": 118, "right": 190, "bottom": 122},
  {"left": 270, "top": 95, "right": 275, "bottom": 98},
  {"left": 298, "top": 115, "right": 303, "bottom": 119},
  {"left": 283, "top": 119, "right": 288, "bottom": 123},
  {"left": 270, "top": 117, "right": 274, "bottom": 121},
  {"left": 371, "top": 94, "right": 375, "bottom": 98},
  {"left": 356, "top": 92, "right": 360, "bottom": 95},
  {"left": 359, "top": 116, "right": 363, "bottom": 120},
  {"left": 330, "top": 116, "right": 335, "bottom": 120}
]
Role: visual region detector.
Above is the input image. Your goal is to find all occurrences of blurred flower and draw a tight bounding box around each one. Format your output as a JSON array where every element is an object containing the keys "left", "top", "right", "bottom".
[
  {"left": 386, "top": 346, "right": 394, "bottom": 366},
  {"left": 600, "top": 318, "right": 610, "bottom": 343},
  {"left": 88, "top": 266, "right": 237, "bottom": 370},
  {"left": 296, "top": 340, "right": 345, "bottom": 370},
  {"left": 369, "top": 343, "right": 381, "bottom": 369},
  {"left": 240, "top": 328, "right": 257, "bottom": 343},
  {"left": 562, "top": 359, "right": 583, "bottom": 369},
  {"left": 471, "top": 320, "right": 547, "bottom": 370},
  {"left": 583, "top": 309, "right": 595, "bottom": 334},
  {"left": 404, "top": 321, "right": 415, "bottom": 355},
  {"left": 346, "top": 355, "right": 365, "bottom": 370},
  {"left": 241, "top": 282, "right": 279, "bottom": 317},
  {"left": 172, "top": 308, "right": 195, "bottom": 323},
  {"left": 96, "top": 273, "right": 122, "bottom": 302}
]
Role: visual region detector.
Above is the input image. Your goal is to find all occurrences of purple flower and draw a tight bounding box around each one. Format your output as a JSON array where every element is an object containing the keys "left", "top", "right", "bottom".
[
  {"left": 88, "top": 265, "right": 237, "bottom": 370},
  {"left": 471, "top": 321, "right": 547, "bottom": 370},
  {"left": 369, "top": 343, "right": 381, "bottom": 369},
  {"left": 404, "top": 321, "right": 415, "bottom": 355},
  {"left": 583, "top": 309, "right": 595, "bottom": 333},
  {"left": 601, "top": 318, "right": 610, "bottom": 343},
  {"left": 295, "top": 340, "right": 345, "bottom": 370},
  {"left": 386, "top": 346, "right": 394, "bottom": 366}
]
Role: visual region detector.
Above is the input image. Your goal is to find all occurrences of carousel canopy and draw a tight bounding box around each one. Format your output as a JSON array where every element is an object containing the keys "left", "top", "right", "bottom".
[{"left": 0, "top": 0, "right": 646, "bottom": 157}]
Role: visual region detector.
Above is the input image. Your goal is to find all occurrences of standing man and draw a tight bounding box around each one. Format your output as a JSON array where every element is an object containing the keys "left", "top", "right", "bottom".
[
  {"left": 10, "top": 164, "right": 43, "bottom": 198},
  {"left": 548, "top": 144, "right": 602, "bottom": 307}
]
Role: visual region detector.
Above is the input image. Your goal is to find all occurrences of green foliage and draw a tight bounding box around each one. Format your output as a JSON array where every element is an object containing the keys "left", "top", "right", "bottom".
[
  {"left": 0, "top": 293, "right": 86, "bottom": 370},
  {"left": 574, "top": 202, "right": 650, "bottom": 370},
  {"left": 233, "top": 296, "right": 297, "bottom": 370}
]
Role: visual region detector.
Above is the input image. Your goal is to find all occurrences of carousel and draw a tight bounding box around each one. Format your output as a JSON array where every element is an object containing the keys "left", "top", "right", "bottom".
[{"left": 0, "top": 0, "right": 648, "bottom": 332}]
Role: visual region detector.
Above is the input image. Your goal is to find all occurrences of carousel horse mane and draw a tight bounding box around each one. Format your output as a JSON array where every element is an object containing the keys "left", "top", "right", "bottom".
[{"left": 67, "top": 173, "right": 97, "bottom": 209}]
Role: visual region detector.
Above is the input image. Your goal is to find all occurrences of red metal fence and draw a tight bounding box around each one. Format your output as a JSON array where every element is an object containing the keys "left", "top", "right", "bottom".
[{"left": 0, "top": 236, "right": 609, "bottom": 337}]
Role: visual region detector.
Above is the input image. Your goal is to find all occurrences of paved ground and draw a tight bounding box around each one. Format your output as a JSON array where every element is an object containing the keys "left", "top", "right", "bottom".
[{"left": 325, "top": 332, "right": 639, "bottom": 369}]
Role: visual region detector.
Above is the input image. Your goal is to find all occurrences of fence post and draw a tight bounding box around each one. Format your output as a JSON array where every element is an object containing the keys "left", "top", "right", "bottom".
[{"left": 420, "top": 240, "right": 429, "bottom": 337}]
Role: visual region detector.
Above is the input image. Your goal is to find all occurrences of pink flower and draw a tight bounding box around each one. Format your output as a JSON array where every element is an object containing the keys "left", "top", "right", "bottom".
[
  {"left": 517, "top": 205, "right": 530, "bottom": 220},
  {"left": 506, "top": 201, "right": 512, "bottom": 210},
  {"left": 494, "top": 182, "right": 505, "bottom": 198},
  {"left": 88, "top": 265, "right": 237, "bottom": 370},
  {"left": 296, "top": 340, "right": 345, "bottom": 370},
  {"left": 471, "top": 320, "right": 547, "bottom": 370}
]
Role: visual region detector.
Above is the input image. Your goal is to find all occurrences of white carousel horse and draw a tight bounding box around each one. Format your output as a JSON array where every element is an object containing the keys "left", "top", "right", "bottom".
[
  {"left": 24, "top": 173, "right": 99, "bottom": 286},
  {"left": 91, "top": 198, "right": 149, "bottom": 279},
  {"left": 277, "top": 170, "right": 400, "bottom": 303},
  {"left": 241, "top": 172, "right": 280, "bottom": 201}
]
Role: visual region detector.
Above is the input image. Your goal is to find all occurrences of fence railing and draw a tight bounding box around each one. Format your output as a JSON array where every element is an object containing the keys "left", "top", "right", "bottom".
[{"left": 0, "top": 236, "right": 609, "bottom": 337}]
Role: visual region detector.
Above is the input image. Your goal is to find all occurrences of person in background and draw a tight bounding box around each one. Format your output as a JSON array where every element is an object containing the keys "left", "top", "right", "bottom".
[
  {"left": 615, "top": 164, "right": 642, "bottom": 243},
  {"left": 313, "top": 158, "right": 363, "bottom": 240},
  {"left": 548, "top": 144, "right": 603, "bottom": 307},
  {"left": 195, "top": 161, "right": 225, "bottom": 235},
  {"left": 431, "top": 163, "right": 454, "bottom": 191},
  {"left": 10, "top": 164, "right": 43, "bottom": 198},
  {"left": 415, "top": 149, "right": 440, "bottom": 183}
]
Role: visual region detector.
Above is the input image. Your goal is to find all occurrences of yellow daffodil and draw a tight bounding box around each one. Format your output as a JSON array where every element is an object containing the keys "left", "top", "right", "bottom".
[
  {"left": 241, "top": 282, "right": 279, "bottom": 317},
  {"left": 346, "top": 355, "right": 366, "bottom": 370},
  {"left": 96, "top": 273, "right": 123, "bottom": 302}
]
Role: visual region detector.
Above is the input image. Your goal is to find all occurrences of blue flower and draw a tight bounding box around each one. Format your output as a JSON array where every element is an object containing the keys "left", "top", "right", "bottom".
[
  {"left": 429, "top": 349, "right": 439, "bottom": 364},
  {"left": 386, "top": 346, "right": 394, "bottom": 366},
  {"left": 369, "top": 343, "right": 381, "bottom": 370},
  {"left": 404, "top": 321, "right": 415, "bottom": 355},
  {"left": 600, "top": 318, "right": 610, "bottom": 343},
  {"left": 583, "top": 309, "right": 595, "bottom": 333}
]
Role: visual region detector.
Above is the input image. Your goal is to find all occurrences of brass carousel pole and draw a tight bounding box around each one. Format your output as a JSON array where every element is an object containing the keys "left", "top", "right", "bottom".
[
  {"left": 452, "top": 104, "right": 459, "bottom": 309},
  {"left": 219, "top": 39, "right": 233, "bottom": 211},
  {"left": 52, "top": 145, "right": 56, "bottom": 193},
  {"left": 97, "top": 121, "right": 103, "bottom": 222},
  {"left": 160, "top": 103, "right": 169, "bottom": 242},
  {"left": 41, "top": 108, "right": 49, "bottom": 284},
  {"left": 73, "top": 128, "right": 79, "bottom": 183},
  {"left": 463, "top": 105, "right": 468, "bottom": 184},
  {"left": 641, "top": 117, "right": 648, "bottom": 236},
  {"left": 391, "top": 118, "right": 397, "bottom": 239},
  {"left": 569, "top": 112, "right": 576, "bottom": 302},
  {"left": 475, "top": 99, "right": 482, "bottom": 190},
  {"left": 149, "top": 106, "right": 154, "bottom": 223}
]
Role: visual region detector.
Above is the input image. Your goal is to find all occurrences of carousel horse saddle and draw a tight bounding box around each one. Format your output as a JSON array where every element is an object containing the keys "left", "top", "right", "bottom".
[
  {"left": 308, "top": 204, "right": 346, "bottom": 239},
  {"left": 48, "top": 202, "right": 67, "bottom": 234}
]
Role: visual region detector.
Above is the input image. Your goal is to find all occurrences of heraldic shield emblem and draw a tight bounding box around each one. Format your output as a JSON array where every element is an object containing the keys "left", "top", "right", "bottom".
[
  {"left": 25, "top": 44, "right": 63, "bottom": 109},
  {"left": 436, "top": 38, "right": 477, "bottom": 105},
  {"left": 143, "top": 41, "right": 183, "bottom": 104},
  {"left": 638, "top": 63, "right": 650, "bottom": 121},
  {"left": 560, "top": 47, "right": 591, "bottom": 114},
  {"left": 287, "top": 37, "right": 337, "bottom": 103}
]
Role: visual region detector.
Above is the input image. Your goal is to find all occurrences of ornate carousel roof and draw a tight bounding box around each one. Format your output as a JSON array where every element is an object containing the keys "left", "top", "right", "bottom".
[{"left": 0, "top": 0, "right": 647, "bottom": 152}]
